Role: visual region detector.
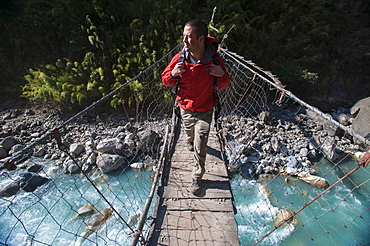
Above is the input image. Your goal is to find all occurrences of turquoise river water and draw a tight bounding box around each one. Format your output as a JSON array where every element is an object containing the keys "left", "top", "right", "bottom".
[
  {"left": 0, "top": 156, "right": 369, "bottom": 245},
  {"left": 231, "top": 157, "right": 370, "bottom": 245}
]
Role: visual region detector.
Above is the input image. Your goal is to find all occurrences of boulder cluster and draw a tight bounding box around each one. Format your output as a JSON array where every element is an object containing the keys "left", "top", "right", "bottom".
[
  {"left": 60, "top": 120, "right": 163, "bottom": 174},
  {"left": 0, "top": 103, "right": 167, "bottom": 197},
  {"left": 0, "top": 96, "right": 369, "bottom": 196},
  {"left": 222, "top": 102, "right": 368, "bottom": 187}
]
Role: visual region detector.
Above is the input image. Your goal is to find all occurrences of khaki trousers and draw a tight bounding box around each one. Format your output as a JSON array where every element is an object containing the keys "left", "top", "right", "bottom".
[{"left": 180, "top": 108, "right": 213, "bottom": 180}]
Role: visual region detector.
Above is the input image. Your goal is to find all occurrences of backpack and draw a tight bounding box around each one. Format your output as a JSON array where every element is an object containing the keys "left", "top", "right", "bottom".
[
  {"left": 176, "top": 40, "right": 220, "bottom": 88},
  {"left": 174, "top": 40, "right": 222, "bottom": 118},
  {"left": 178, "top": 48, "right": 219, "bottom": 66}
]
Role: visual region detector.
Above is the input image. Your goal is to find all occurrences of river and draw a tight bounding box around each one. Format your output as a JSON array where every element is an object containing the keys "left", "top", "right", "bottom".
[
  {"left": 231, "top": 157, "right": 370, "bottom": 245},
  {"left": 0, "top": 157, "right": 369, "bottom": 245},
  {"left": 0, "top": 158, "right": 153, "bottom": 246}
]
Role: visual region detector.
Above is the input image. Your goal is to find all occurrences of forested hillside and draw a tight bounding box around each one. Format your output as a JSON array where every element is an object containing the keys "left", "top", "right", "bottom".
[{"left": 1, "top": 0, "right": 369, "bottom": 110}]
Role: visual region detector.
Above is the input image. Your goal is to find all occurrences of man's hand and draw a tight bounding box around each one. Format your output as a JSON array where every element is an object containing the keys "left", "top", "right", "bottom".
[
  {"left": 171, "top": 62, "right": 186, "bottom": 77},
  {"left": 209, "top": 64, "right": 225, "bottom": 78}
]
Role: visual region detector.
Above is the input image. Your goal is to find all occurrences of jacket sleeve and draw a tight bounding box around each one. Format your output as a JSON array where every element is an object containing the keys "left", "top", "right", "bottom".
[
  {"left": 215, "top": 56, "right": 231, "bottom": 89},
  {"left": 161, "top": 53, "right": 181, "bottom": 87}
]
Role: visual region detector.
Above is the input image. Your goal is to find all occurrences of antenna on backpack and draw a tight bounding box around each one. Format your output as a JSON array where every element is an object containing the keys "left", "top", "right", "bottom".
[
  {"left": 209, "top": 6, "right": 220, "bottom": 33},
  {"left": 208, "top": 6, "right": 234, "bottom": 49}
]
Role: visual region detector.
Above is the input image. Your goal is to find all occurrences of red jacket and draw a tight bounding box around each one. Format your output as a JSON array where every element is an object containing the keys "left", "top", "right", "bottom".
[{"left": 161, "top": 37, "right": 230, "bottom": 112}]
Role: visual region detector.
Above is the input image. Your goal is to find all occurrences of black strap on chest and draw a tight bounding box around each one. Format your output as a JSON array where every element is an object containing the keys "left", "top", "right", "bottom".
[
  {"left": 176, "top": 51, "right": 219, "bottom": 90},
  {"left": 178, "top": 50, "right": 219, "bottom": 65},
  {"left": 174, "top": 50, "right": 222, "bottom": 118}
]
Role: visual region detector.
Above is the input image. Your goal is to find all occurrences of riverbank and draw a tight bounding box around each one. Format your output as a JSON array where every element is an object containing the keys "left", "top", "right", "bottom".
[{"left": 0, "top": 99, "right": 368, "bottom": 187}]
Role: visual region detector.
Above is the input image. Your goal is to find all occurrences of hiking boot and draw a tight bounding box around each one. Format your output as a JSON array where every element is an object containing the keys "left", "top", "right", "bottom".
[
  {"left": 190, "top": 179, "right": 201, "bottom": 195},
  {"left": 187, "top": 141, "right": 194, "bottom": 152}
]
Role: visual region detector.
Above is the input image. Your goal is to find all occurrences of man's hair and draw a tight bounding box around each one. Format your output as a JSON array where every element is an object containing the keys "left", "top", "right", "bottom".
[{"left": 184, "top": 19, "right": 208, "bottom": 40}]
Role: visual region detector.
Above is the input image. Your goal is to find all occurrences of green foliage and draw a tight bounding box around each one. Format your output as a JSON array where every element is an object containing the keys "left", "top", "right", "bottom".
[
  {"left": 302, "top": 70, "right": 319, "bottom": 83},
  {"left": 204, "top": 0, "right": 370, "bottom": 100},
  {"left": 19, "top": 0, "right": 190, "bottom": 107},
  {"left": 2, "top": 0, "right": 370, "bottom": 106},
  {"left": 22, "top": 53, "right": 108, "bottom": 105}
]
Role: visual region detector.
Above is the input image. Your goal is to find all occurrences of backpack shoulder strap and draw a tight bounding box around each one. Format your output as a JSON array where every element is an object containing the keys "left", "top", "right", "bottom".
[
  {"left": 174, "top": 51, "right": 186, "bottom": 95},
  {"left": 212, "top": 52, "right": 219, "bottom": 85},
  {"left": 212, "top": 52, "right": 219, "bottom": 66},
  {"left": 178, "top": 50, "right": 186, "bottom": 63}
]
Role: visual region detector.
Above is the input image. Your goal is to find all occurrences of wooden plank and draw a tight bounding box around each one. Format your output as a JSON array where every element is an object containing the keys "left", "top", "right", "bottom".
[
  {"left": 168, "top": 162, "right": 229, "bottom": 182},
  {"left": 170, "top": 156, "right": 227, "bottom": 171},
  {"left": 163, "top": 180, "right": 232, "bottom": 199},
  {"left": 171, "top": 152, "right": 194, "bottom": 161},
  {"left": 159, "top": 198, "right": 234, "bottom": 212},
  {"left": 154, "top": 210, "right": 238, "bottom": 231},
  {"left": 169, "top": 144, "right": 229, "bottom": 183},
  {"left": 151, "top": 228, "right": 240, "bottom": 246}
]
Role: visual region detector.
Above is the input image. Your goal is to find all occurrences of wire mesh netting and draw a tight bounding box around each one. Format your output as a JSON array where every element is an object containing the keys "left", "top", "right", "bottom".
[
  {"left": 0, "top": 45, "right": 369, "bottom": 246},
  {"left": 0, "top": 48, "right": 177, "bottom": 246},
  {"left": 218, "top": 49, "right": 370, "bottom": 245}
]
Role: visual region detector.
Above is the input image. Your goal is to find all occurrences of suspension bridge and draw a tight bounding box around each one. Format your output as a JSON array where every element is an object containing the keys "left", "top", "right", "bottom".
[
  {"left": 0, "top": 45, "right": 369, "bottom": 246},
  {"left": 146, "top": 118, "right": 239, "bottom": 245}
]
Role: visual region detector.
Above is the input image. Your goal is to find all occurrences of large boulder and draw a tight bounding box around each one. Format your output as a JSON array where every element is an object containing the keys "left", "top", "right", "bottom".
[
  {"left": 63, "top": 159, "right": 80, "bottom": 174},
  {"left": 1, "top": 136, "right": 17, "bottom": 151},
  {"left": 137, "top": 129, "right": 160, "bottom": 154},
  {"left": 70, "top": 143, "right": 85, "bottom": 156},
  {"left": 96, "top": 138, "right": 125, "bottom": 156},
  {"left": 96, "top": 153, "right": 127, "bottom": 174},
  {"left": 240, "top": 162, "right": 257, "bottom": 179},
  {"left": 321, "top": 137, "right": 340, "bottom": 162},
  {"left": 27, "top": 163, "right": 44, "bottom": 173},
  {"left": 2, "top": 158, "right": 17, "bottom": 170},
  {"left": 311, "top": 135, "right": 340, "bottom": 162},
  {"left": 274, "top": 209, "right": 299, "bottom": 227},
  {"left": 33, "top": 148, "right": 46, "bottom": 157},
  {"left": 297, "top": 171, "right": 329, "bottom": 188},
  {"left": 0, "top": 146, "right": 7, "bottom": 159},
  {"left": 0, "top": 180, "right": 20, "bottom": 197},
  {"left": 19, "top": 172, "right": 49, "bottom": 192},
  {"left": 350, "top": 96, "right": 370, "bottom": 141}
]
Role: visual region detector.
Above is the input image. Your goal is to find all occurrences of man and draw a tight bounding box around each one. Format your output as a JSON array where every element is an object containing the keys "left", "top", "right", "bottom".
[{"left": 161, "top": 19, "right": 230, "bottom": 195}]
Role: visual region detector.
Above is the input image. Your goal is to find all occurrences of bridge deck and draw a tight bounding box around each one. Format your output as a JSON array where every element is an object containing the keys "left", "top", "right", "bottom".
[{"left": 148, "top": 123, "right": 240, "bottom": 245}]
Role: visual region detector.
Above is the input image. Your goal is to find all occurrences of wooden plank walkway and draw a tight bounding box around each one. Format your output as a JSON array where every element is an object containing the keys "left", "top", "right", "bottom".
[{"left": 148, "top": 123, "right": 240, "bottom": 245}]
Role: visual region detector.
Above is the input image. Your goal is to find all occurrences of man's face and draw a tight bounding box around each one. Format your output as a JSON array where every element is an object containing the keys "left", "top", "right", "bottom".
[{"left": 183, "top": 25, "right": 204, "bottom": 53}]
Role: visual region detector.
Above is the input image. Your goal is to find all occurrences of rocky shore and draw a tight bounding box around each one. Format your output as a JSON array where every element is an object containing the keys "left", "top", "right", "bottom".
[
  {"left": 0, "top": 101, "right": 167, "bottom": 197},
  {"left": 0, "top": 96, "right": 369, "bottom": 197},
  {"left": 223, "top": 98, "right": 369, "bottom": 187}
]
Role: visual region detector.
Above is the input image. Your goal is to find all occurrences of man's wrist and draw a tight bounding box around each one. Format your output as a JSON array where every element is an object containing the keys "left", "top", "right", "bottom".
[
  {"left": 218, "top": 71, "right": 225, "bottom": 78},
  {"left": 171, "top": 71, "right": 178, "bottom": 78}
]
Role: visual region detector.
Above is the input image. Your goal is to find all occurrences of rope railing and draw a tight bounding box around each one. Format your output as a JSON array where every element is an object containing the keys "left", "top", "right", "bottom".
[
  {"left": 220, "top": 49, "right": 369, "bottom": 147},
  {"left": 130, "top": 123, "right": 170, "bottom": 246},
  {"left": 0, "top": 45, "right": 179, "bottom": 246},
  {"left": 217, "top": 49, "right": 369, "bottom": 246}
]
